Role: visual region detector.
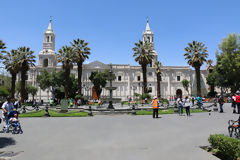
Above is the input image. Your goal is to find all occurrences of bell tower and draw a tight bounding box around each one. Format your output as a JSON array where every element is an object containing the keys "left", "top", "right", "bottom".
[
  {"left": 143, "top": 17, "right": 158, "bottom": 67},
  {"left": 38, "top": 17, "right": 57, "bottom": 68}
]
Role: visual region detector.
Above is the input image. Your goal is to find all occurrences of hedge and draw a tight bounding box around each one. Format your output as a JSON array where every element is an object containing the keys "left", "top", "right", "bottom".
[{"left": 208, "top": 134, "right": 240, "bottom": 160}]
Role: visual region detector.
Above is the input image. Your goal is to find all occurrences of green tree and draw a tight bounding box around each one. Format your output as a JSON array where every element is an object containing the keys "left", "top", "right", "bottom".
[
  {"left": 2, "top": 50, "right": 21, "bottom": 98},
  {"left": 89, "top": 70, "right": 114, "bottom": 100},
  {"left": 207, "top": 33, "right": 240, "bottom": 93},
  {"left": 154, "top": 61, "right": 162, "bottom": 99},
  {"left": 37, "top": 70, "right": 65, "bottom": 99},
  {"left": 57, "top": 46, "right": 74, "bottom": 98},
  {"left": 184, "top": 41, "right": 208, "bottom": 96},
  {"left": 71, "top": 39, "right": 91, "bottom": 94},
  {"left": 27, "top": 85, "right": 38, "bottom": 100},
  {"left": 0, "top": 87, "right": 9, "bottom": 97},
  {"left": 181, "top": 79, "right": 190, "bottom": 95},
  {"left": 133, "top": 40, "right": 154, "bottom": 93},
  {"left": 18, "top": 47, "right": 36, "bottom": 103}
]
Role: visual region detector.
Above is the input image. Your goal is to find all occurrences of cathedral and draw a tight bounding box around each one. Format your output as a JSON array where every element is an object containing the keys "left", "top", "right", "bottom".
[{"left": 25, "top": 19, "right": 209, "bottom": 101}]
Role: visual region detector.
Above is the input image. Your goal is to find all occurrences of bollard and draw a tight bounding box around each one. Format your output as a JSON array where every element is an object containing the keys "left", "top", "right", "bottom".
[
  {"left": 22, "top": 106, "right": 26, "bottom": 113},
  {"left": 44, "top": 105, "right": 50, "bottom": 117},
  {"left": 88, "top": 106, "right": 93, "bottom": 116},
  {"left": 132, "top": 105, "right": 136, "bottom": 115}
]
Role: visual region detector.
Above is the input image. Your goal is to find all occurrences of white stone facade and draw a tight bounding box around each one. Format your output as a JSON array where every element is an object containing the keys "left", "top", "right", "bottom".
[{"left": 24, "top": 20, "right": 210, "bottom": 101}]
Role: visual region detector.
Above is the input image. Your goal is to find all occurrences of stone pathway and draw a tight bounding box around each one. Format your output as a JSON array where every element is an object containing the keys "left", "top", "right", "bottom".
[{"left": 0, "top": 103, "right": 237, "bottom": 160}]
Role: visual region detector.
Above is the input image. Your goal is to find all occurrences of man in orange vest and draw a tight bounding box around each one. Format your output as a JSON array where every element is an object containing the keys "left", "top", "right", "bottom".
[{"left": 151, "top": 96, "right": 160, "bottom": 118}]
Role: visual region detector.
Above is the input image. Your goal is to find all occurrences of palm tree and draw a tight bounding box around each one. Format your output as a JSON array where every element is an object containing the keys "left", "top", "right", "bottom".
[
  {"left": 154, "top": 61, "right": 162, "bottom": 99},
  {"left": 0, "top": 40, "right": 6, "bottom": 51},
  {"left": 71, "top": 39, "right": 90, "bottom": 95},
  {"left": 2, "top": 50, "right": 21, "bottom": 98},
  {"left": 184, "top": 41, "right": 208, "bottom": 96},
  {"left": 18, "top": 47, "right": 36, "bottom": 103},
  {"left": 133, "top": 40, "right": 154, "bottom": 93},
  {"left": 57, "top": 46, "right": 74, "bottom": 98}
]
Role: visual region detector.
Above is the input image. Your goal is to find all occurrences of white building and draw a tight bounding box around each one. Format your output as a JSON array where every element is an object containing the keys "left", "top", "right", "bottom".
[{"left": 25, "top": 19, "right": 209, "bottom": 101}]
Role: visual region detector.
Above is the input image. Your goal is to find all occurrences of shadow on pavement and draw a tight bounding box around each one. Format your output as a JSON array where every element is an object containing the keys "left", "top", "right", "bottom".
[{"left": 0, "top": 137, "right": 16, "bottom": 148}]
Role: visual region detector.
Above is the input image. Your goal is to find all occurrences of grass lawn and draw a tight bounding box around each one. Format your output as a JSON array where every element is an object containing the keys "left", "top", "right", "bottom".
[
  {"left": 136, "top": 108, "right": 206, "bottom": 115},
  {"left": 19, "top": 110, "right": 88, "bottom": 117}
]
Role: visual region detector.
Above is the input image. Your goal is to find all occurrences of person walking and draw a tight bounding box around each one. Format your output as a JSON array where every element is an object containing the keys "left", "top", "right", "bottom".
[
  {"left": 196, "top": 96, "right": 202, "bottom": 109},
  {"left": 232, "top": 93, "right": 237, "bottom": 113},
  {"left": 151, "top": 96, "right": 160, "bottom": 118},
  {"left": 236, "top": 91, "right": 240, "bottom": 114},
  {"left": 184, "top": 96, "right": 191, "bottom": 116},
  {"left": 218, "top": 94, "right": 224, "bottom": 113},
  {"left": 14, "top": 99, "right": 21, "bottom": 110},
  {"left": 177, "top": 97, "right": 183, "bottom": 116},
  {"left": 32, "top": 99, "right": 37, "bottom": 108},
  {"left": 50, "top": 97, "right": 54, "bottom": 107},
  {"left": 1, "top": 96, "right": 14, "bottom": 132},
  {"left": 191, "top": 97, "right": 195, "bottom": 106}
]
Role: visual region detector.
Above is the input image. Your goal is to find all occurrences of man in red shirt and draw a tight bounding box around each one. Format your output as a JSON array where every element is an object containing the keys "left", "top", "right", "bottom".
[{"left": 236, "top": 91, "right": 240, "bottom": 114}]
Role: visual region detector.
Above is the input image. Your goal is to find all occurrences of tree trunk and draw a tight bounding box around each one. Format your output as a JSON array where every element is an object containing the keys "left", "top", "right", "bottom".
[
  {"left": 195, "top": 66, "right": 201, "bottom": 97},
  {"left": 77, "top": 62, "right": 83, "bottom": 95},
  {"left": 20, "top": 65, "right": 27, "bottom": 103},
  {"left": 142, "top": 64, "right": 148, "bottom": 93},
  {"left": 10, "top": 73, "right": 16, "bottom": 99},
  {"left": 64, "top": 67, "right": 70, "bottom": 98},
  {"left": 209, "top": 69, "right": 215, "bottom": 94},
  {"left": 157, "top": 72, "right": 161, "bottom": 99}
]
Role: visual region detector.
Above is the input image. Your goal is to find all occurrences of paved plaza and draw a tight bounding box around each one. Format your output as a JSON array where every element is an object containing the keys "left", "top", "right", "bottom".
[{"left": 0, "top": 103, "right": 239, "bottom": 160}]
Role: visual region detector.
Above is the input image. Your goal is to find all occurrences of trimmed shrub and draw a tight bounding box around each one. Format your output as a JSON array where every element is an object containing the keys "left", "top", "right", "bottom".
[
  {"left": 141, "top": 93, "right": 151, "bottom": 100},
  {"left": 208, "top": 134, "right": 240, "bottom": 160}
]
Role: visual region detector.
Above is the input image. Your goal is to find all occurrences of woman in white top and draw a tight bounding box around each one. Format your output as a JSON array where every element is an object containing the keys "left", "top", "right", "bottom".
[{"left": 184, "top": 96, "right": 191, "bottom": 116}]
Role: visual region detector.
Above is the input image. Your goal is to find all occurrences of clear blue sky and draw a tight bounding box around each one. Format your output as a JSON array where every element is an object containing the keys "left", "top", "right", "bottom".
[{"left": 1, "top": 0, "right": 240, "bottom": 67}]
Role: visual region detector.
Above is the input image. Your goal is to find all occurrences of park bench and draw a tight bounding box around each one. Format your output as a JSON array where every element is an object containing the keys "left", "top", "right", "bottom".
[{"left": 228, "top": 116, "right": 240, "bottom": 138}]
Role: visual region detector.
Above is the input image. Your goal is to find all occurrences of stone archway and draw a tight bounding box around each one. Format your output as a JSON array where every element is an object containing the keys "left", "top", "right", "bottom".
[
  {"left": 92, "top": 86, "right": 98, "bottom": 100},
  {"left": 176, "top": 89, "right": 182, "bottom": 98},
  {"left": 43, "top": 59, "right": 48, "bottom": 67}
]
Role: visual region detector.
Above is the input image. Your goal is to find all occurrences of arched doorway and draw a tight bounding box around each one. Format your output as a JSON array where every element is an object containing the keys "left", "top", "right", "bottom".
[
  {"left": 92, "top": 86, "right": 98, "bottom": 100},
  {"left": 43, "top": 59, "right": 48, "bottom": 67},
  {"left": 176, "top": 89, "right": 182, "bottom": 98}
]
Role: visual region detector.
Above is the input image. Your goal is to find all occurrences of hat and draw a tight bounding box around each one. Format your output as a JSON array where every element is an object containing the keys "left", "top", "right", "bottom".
[
  {"left": 236, "top": 91, "right": 240, "bottom": 94},
  {"left": 153, "top": 96, "right": 157, "bottom": 99}
]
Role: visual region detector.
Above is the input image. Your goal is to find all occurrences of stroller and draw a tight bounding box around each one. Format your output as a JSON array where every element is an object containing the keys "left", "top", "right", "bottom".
[{"left": 4, "top": 110, "right": 23, "bottom": 134}]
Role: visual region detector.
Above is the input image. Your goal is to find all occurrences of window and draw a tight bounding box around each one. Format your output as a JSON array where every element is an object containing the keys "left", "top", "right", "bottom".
[
  {"left": 43, "top": 59, "right": 48, "bottom": 67},
  {"left": 148, "top": 87, "right": 152, "bottom": 93},
  {"left": 147, "top": 37, "right": 150, "bottom": 42},
  {"left": 137, "top": 76, "right": 141, "bottom": 81},
  {"left": 25, "top": 75, "right": 28, "bottom": 80},
  {"left": 177, "top": 76, "right": 180, "bottom": 81},
  {"left": 118, "top": 76, "right": 121, "bottom": 81},
  {"left": 47, "top": 36, "right": 49, "bottom": 42}
]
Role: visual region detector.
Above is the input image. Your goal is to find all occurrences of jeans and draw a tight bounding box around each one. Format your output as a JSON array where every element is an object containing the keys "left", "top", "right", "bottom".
[
  {"left": 219, "top": 103, "right": 223, "bottom": 112},
  {"left": 5, "top": 114, "right": 9, "bottom": 130},
  {"left": 237, "top": 103, "right": 240, "bottom": 114},
  {"left": 178, "top": 105, "right": 183, "bottom": 115},
  {"left": 153, "top": 108, "right": 159, "bottom": 118},
  {"left": 185, "top": 106, "right": 190, "bottom": 116}
]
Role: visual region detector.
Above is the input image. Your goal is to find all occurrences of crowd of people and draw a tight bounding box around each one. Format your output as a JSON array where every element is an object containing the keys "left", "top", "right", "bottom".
[{"left": 150, "top": 91, "right": 240, "bottom": 118}]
